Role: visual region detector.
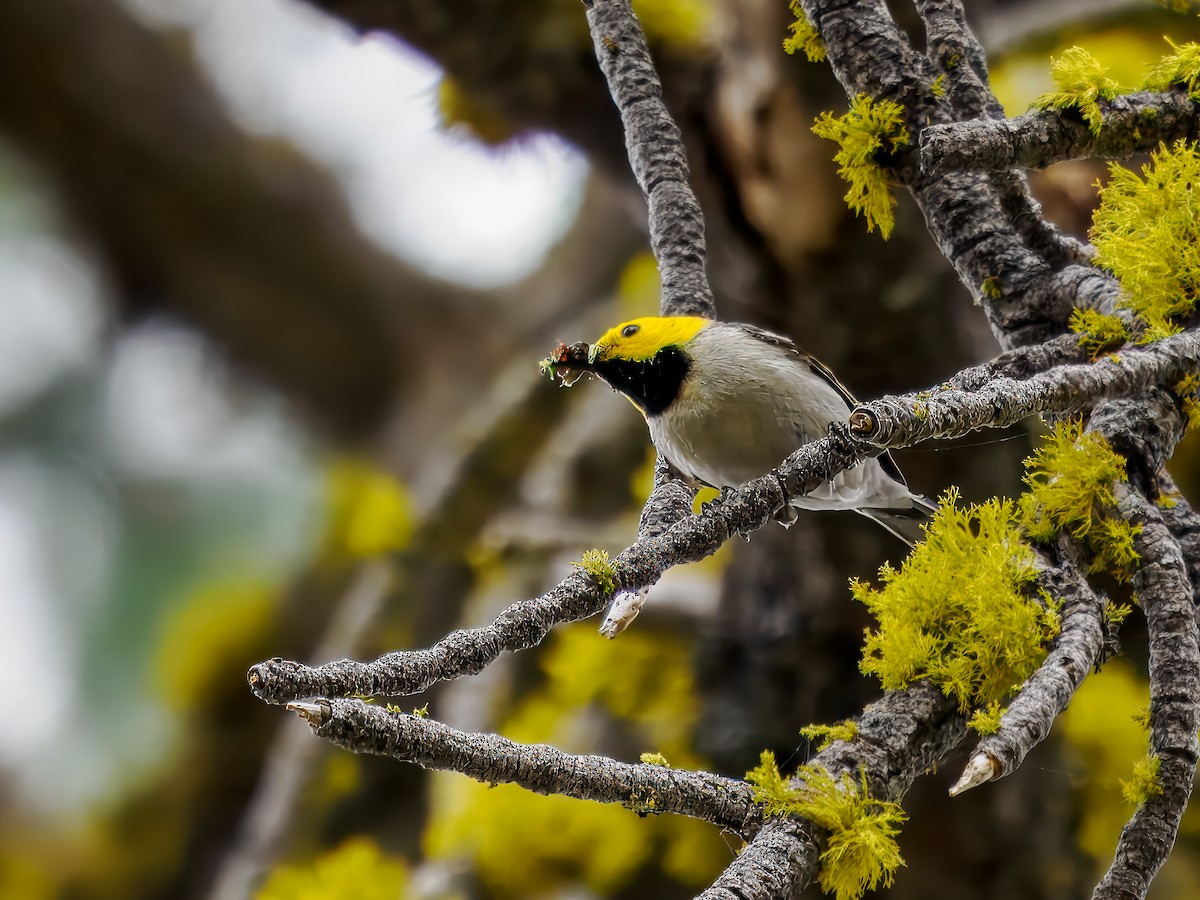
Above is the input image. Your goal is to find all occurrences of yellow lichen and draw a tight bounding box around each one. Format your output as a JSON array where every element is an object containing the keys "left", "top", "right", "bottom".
[
  {"left": 855, "top": 489, "right": 1057, "bottom": 711},
  {"left": 1030, "top": 46, "right": 1119, "bottom": 134},
  {"left": 811, "top": 95, "right": 909, "bottom": 239},
  {"left": 800, "top": 720, "right": 859, "bottom": 751},
  {"left": 1175, "top": 373, "right": 1200, "bottom": 430},
  {"left": 747, "top": 752, "right": 906, "bottom": 900},
  {"left": 1120, "top": 753, "right": 1164, "bottom": 806},
  {"left": 1144, "top": 38, "right": 1200, "bottom": 100},
  {"left": 1069, "top": 308, "right": 1130, "bottom": 359},
  {"left": 1091, "top": 140, "right": 1200, "bottom": 342},
  {"left": 1018, "top": 420, "right": 1140, "bottom": 581},
  {"left": 784, "top": 1, "right": 826, "bottom": 62},
  {"left": 966, "top": 700, "right": 1005, "bottom": 736},
  {"left": 571, "top": 548, "right": 617, "bottom": 595}
]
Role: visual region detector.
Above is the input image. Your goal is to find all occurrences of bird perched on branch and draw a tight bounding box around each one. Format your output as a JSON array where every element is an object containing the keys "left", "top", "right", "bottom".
[{"left": 545, "top": 315, "right": 935, "bottom": 545}]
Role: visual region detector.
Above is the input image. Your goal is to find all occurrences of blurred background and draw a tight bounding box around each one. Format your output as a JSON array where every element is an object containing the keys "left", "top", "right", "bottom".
[{"left": 0, "top": 0, "right": 1198, "bottom": 897}]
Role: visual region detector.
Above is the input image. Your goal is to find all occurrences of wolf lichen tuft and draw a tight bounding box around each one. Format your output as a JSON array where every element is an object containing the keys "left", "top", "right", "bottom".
[
  {"left": 572, "top": 548, "right": 616, "bottom": 596},
  {"left": 1144, "top": 39, "right": 1200, "bottom": 100},
  {"left": 967, "top": 700, "right": 1005, "bottom": 736},
  {"left": 1019, "top": 421, "right": 1127, "bottom": 540},
  {"left": 1175, "top": 373, "right": 1200, "bottom": 430},
  {"left": 784, "top": 0, "right": 826, "bottom": 61},
  {"left": 1019, "top": 420, "right": 1140, "bottom": 579},
  {"left": 1030, "top": 46, "right": 1119, "bottom": 134},
  {"left": 640, "top": 752, "right": 670, "bottom": 767},
  {"left": 1091, "top": 140, "right": 1200, "bottom": 342},
  {"left": 800, "top": 720, "right": 859, "bottom": 751},
  {"left": 747, "top": 752, "right": 906, "bottom": 900},
  {"left": 855, "top": 489, "right": 1057, "bottom": 711},
  {"left": 1120, "top": 753, "right": 1164, "bottom": 806},
  {"left": 811, "top": 95, "right": 909, "bottom": 239},
  {"left": 1069, "top": 308, "right": 1129, "bottom": 359}
]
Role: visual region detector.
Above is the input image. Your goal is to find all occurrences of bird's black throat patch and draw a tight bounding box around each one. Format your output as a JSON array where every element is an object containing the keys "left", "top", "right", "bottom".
[{"left": 593, "top": 346, "right": 689, "bottom": 416}]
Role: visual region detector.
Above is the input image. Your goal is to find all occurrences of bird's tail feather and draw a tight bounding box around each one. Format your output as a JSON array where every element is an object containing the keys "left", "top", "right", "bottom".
[{"left": 859, "top": 494, "right": 938, "bottom": 547}]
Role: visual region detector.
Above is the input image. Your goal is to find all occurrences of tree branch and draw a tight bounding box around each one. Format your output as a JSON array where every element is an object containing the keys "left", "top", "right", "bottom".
[
  {"left": 700, "top": 681, "right": 966, "bottom": 899},
  {"left": 950, "top": 540, "right": 1106, "bottom": 795},
  {"left": 1157, "top": 472, "right": 1200, "bottom": 605},
  {"left": 1094, "top": 487, "right": 1200, "bottom": 899},
  {"left": 583, "top": 0, "right": 715, "bottom": 319},
  {"left": 285, "top": 697, "right": 762, "bottom": 833},
  {"left": 922, "top": 90, "right": 1200, "bottom": 176},
  {"left": 804, "top": 0, "right": 1089, "bottom": 347},
  {"left": 849, "top": 328, "right": 1200, "bottom": 449}
]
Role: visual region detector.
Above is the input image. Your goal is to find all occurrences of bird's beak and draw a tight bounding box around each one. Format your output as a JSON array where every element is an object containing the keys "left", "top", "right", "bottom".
[{"left": 587, "top": 341, "right": 605, "bottom": 364}]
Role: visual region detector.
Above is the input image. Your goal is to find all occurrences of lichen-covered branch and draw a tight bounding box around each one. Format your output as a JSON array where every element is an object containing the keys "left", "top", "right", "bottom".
[
  {"left": 700, "top": 681, "right": 966, "bottom": 899},
  {"left": 851, "top": 328, "right": 1200, "bottom": 449},
  {"left": 922, "top": 90, "right": 1200, "bottom": 175},
  {"left": 1094, "top": 488, "right": 1200, "bottom": 899},
  {"left": 916, "top": 0, "right": 1002, "bottom": 121},
  {"left": 946, "top": 333, "right": 1087, "bottom": 388},
  {"left": 803, "top": 0, "right": 1082, "bottom": 347},
  {"left": 247, "top": 477, "right": 781, "bottom": 703},
  {"left": 950, "top": 541, "right": 1106, "bottom": 795},
  {"left": 286, "top": 697, "right": 762, "bottom": 833},
  {"left": 1157, "top": 472, "right": 1200, "bottom": 605},
  {"left": 599, "top": 453, "right": 696, "bottom": 636},
  {"left": 916, "top": 0, "right": 1093, "bottom": 269},
  {"left": 699, "top": 819, "right": 819, "bottom": 900},
  {"left": 584, "top": 0, "right": 714, "bottom": 319}
]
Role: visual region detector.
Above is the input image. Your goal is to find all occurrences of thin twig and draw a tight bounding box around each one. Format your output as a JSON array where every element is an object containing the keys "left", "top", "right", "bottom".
[{"left": 286, "top": 697, "right": 762, "bottom": 833}]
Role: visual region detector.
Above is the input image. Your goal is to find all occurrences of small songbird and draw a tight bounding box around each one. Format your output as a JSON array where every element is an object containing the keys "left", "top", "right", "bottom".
[{"left": 585, "top": 315, "right": 936, "bottom": 545}]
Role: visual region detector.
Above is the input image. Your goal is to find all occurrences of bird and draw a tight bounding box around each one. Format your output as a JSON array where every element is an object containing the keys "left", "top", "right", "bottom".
[{"left": 583, "top": 315, "right": 936, "bottom": 545}]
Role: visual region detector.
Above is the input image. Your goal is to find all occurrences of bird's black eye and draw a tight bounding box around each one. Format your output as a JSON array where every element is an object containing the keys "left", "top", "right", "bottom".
[{"left": 622, "top": 324, "right": 640, "bottom": 338}]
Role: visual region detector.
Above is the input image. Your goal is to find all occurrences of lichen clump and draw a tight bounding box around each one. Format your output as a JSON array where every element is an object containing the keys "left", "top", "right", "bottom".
[
  {"left": 811, "top": 95, "right": 909, "bottom": 238},
  {"left": 1019, "top": 420, "right": 1140, "bottom": 580},
  {"left": 748, "top": 752, "right": 906, "bottom": 900},
  {"left": 1091, "top": 140, "right": 1200, "bottom": 342},
  {"left": 784, "top": 1, "right": 825, "bottom": 62},
  {"left": 854, "top": 489, "right": 1059, "bottom": 711},
  {"left": 1030, "top": 46, "right": 1118, "bottom": 134}
]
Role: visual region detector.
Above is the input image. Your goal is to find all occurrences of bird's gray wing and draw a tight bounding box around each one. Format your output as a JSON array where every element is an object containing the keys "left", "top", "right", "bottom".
[{"left": 734, "top": 323, "right": 909, "bottom": 487}]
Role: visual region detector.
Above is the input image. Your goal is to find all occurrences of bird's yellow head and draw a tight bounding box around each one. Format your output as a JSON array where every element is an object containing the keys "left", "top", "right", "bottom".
[{"left": 588, "top": 316, "right": 710, "bottom": 363}]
